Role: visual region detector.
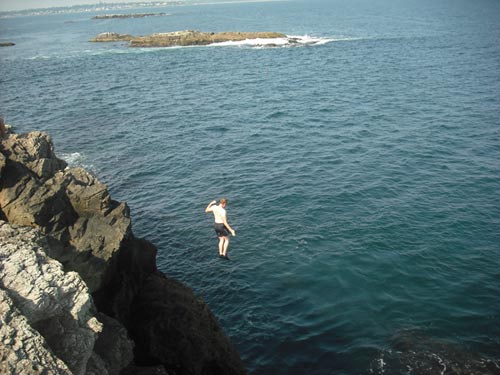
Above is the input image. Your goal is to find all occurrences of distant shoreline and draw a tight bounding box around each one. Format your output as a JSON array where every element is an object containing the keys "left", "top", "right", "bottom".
[{"left": 0, "top": 0, "right": 286, "bottom": 17}]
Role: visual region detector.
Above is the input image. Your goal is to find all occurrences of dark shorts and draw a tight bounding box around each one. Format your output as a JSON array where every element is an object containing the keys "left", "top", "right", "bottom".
[{"left": 214, "top": 223, "right": 229, "bottom": 237}]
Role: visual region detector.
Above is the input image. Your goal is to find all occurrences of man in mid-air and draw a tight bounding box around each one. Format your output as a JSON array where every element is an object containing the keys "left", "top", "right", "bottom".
[{"left": 205, "top": 198, "right": 236, "bottom": 259}]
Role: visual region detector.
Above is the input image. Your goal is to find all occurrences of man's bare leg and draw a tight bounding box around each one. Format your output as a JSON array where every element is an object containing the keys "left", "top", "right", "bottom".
[
  {"left": 218, "top": 237, "right": 225, "bottom": 256},
  {"left": 222, "top": 236, "right": 230, "bottom": 257}
]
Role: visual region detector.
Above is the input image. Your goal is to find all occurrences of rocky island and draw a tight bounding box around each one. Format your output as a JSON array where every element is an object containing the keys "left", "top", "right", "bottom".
[
  {"left": 0, "top": 126, "right": 246, "bottom": 375},
  {"left": 92, "top": 13, "right": 167, "bottom": 19},
  {"left": 91, "top": 29, "right": 288, "bottom": 47}
]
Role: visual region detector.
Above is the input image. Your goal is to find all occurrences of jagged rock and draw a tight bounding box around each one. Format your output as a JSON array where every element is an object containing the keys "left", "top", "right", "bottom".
[
  {"left": 0, "top": 131, "right": 67, "bottom": 180},
  {"left": 93, "top": 313, "right": 134, "bottom": 374},
  {"left": 0, "top": 221, "right": 102, "bottom": 374},
  {"left": 0, "top": 132, "right": 131, "bottom": 292},
  {"left": 0, "top": 169, "right": 75, "bottom": 237},
  {"left": 91, "top": 29, "right": 287, "bottom": 47},
  {"left": 91, "top": 32, "right": 134, "bottom": 42},
  {"left": 0, "top": 131, "right": 74, "bottom": 239},
  {"left": 65, "top": 167, "right": 112, "bottom": 216},
  {"left": 93, "top": 235, "right": 158, "bottom": 323},
  {"left": 0, "top": 289, "right": 72, "bottom": 375},
  {"left": 127, "top": 273, "right": 247, "bottom": 375}
]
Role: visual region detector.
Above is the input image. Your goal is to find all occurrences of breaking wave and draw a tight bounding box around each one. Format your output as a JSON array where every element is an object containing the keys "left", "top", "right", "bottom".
[
  {"left": 59, "top": 152, "right": 96, "bottom": 173},
  {"left": 209, "top": 34, "right": 345, "bottom": 48},
  {"left": 14, "top": 35, "right": 364, "bottom": 61}
]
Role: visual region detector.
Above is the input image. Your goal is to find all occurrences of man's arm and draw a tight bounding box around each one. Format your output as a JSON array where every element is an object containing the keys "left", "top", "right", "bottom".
[
  {"left": 223, "top": 218, "right": 236, "bottom": 237},
  {"left": 205, "top": 200, "right": 217, "bottom": 213}
]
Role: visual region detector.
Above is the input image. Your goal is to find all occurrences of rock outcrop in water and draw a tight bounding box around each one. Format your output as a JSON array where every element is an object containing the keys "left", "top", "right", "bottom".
[
  {"left": 370, "top": 330, "right": 500, "bottom": 375},
  {"left": 91, "top": 29, "right": 287, "bottom": 47},
  {"left": 92, "top": 13, "right": 167, "bottom": 19},
  {"left": 0, "top": 127, "right": 246, "bottom": 374}
]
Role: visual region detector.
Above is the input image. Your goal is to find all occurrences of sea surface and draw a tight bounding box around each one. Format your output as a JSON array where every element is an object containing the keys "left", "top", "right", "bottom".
[{"left": 1, "top": 0, "right": 500, "bottom": 373}]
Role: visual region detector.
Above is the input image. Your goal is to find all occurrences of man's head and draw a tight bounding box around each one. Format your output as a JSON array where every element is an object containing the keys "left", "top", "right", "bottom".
[{"left": 220, "top": 198, "right": 227, "bottom": 207}]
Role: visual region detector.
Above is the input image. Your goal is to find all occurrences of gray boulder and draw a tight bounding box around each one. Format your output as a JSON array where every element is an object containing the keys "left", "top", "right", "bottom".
[
  {"left": 0, "top": 289, "right": 72, "bottom": 375},
  {"left": 0, "top": 221, "right": 102, "bottom": 374}
]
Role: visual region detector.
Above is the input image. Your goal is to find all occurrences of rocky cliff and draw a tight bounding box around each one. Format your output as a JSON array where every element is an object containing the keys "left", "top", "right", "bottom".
[{"left": 0, "top": 127, "right": 246, "bottom": 375}]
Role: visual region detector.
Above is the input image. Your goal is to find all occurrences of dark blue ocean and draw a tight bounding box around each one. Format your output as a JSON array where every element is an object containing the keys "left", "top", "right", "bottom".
[{"left": 1, "top": 0, "right": 500, "bottom": 373}]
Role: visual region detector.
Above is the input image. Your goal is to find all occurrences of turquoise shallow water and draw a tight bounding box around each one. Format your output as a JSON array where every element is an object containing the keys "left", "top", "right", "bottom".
[{"left": 1, "top": 0, "right": 500, "bottom": 373}]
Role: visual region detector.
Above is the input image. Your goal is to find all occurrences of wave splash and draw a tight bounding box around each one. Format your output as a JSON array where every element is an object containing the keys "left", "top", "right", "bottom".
[
  {"left": 209, "top": 35, "right": 338, "bottom": 48},
  {"left": 60, "top": 152, "right": 96, "bottom": 173}
]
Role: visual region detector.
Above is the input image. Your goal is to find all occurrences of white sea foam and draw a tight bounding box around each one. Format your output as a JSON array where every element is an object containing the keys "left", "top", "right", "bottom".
[
  {"left": 60, "top": 152, "right": 83, "bottom": 166},
  {"left": 20, "top": 35, "right": 362, "bottom": 61},
  {"left": 376, "top": 357, "right": 386, "bottom": 374},
  {"left": 27, "top": 55, "right": 53, "bottom": 60},
  {"left": 60, "top": 152, "right": 95, "bottom": 172},
  {"left": 209, "top": 35, "right": 339, "bottom": 48},
  {"left": 432, "top": 353, "right": 447, "bottom": 375}
]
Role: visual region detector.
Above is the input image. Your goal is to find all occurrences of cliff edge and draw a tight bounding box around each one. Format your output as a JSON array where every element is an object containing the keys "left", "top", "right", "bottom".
[{"left": 0, "top": 127, "right": 246, "bottom": 375}]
